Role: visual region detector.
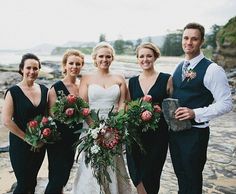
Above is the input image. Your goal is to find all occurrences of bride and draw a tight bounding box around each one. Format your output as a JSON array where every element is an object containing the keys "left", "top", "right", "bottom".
[{"left": 72, "top": 42, "right": 132, "bottom": 194}]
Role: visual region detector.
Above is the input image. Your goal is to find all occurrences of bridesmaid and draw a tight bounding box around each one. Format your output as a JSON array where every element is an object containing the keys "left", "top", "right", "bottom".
[
  {"left": 2, "top": 53, "right": 48, "bottom": 193},
  {"left": 45, "top": 49, "right": 84, "bottom": 193},
  {"left": 126, "top": 42, "right": 172, "bottom": 194}
]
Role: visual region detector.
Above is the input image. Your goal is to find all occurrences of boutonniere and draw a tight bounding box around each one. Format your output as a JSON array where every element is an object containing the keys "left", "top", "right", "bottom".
[{"left": 185, "top": 69, "right": 196, "bottom": 81}]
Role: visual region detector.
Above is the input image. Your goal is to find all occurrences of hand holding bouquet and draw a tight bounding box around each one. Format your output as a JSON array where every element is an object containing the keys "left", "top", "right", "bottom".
[
  {"left": 124, "top": 94, "right": 162, "bottom": 132},
  {"left": 24, "top": 115, "right": 60, "bottom": 151},
  {"left": 51, "top": 91, "right": 91, "bottom": 128}
]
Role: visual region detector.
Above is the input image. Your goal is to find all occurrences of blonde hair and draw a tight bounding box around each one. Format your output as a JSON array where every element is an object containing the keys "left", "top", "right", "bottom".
[
  {"left": 61, "top": 49, "right": 84, "bottom": 75},
  {"left": 136, "top": 42, "right": 161, "bottom": 60},
  {"left": 92, "top": 42, "right": 115, "bottom": 66}
]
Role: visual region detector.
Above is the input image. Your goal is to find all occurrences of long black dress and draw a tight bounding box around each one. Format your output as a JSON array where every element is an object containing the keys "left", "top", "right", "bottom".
[
  {"left": 126, "top": 73, "right": 170, "bottom": 194},
  {"left": 45, "top": 80, "right": 82, "bottom": 193},
  {"left": 7, "top": 84, "right": 48, "bottom": 194}
]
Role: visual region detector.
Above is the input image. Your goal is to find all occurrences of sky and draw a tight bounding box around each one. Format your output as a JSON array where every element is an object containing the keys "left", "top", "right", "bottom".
[{"left": 0, "top": 0, "right": 235, "bottom": 50}]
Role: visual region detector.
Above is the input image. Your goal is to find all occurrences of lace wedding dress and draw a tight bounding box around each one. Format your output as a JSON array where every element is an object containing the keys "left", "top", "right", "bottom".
[{"left": 72, "top": 84, "right": 132, "bottom": 194}]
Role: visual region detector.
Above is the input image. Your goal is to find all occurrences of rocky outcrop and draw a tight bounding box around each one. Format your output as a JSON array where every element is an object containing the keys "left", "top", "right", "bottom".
[{"left": 212, "top": 16, "right": 236, "bottom": 70}]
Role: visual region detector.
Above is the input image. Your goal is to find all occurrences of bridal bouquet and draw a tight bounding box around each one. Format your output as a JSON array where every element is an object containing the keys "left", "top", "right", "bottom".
[
  {"left": 24, "top": 115, "right": 61, "bottom": 151},
  {"left": 51, "top": 91, "right": 91, "bottom": 128},
  {"left": 75, "top": 108, "right": 131, "bottom": 185},
  {"left": 123, "top": 94, "right": 162, "bottom": 133}
]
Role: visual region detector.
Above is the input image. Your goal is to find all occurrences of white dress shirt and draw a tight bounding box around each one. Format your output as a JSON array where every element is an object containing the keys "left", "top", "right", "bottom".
[{"left": 183, "top": 53, "right": 233, "bottom": 128}]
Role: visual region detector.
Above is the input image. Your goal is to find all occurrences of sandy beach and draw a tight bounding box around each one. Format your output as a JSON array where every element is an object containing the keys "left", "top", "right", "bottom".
[{"left": 0, "top": 56, "right": 235, "bottom": 194}]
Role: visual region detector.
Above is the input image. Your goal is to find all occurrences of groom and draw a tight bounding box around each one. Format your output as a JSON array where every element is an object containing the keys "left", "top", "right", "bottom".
[{"left": 169, "top": 22, "right": 232, "bottom": 194}]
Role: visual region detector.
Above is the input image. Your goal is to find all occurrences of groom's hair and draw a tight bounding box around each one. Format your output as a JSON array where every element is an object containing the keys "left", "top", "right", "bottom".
[{"left": 184, "top": 22, "right": 205, "bottom": 40}]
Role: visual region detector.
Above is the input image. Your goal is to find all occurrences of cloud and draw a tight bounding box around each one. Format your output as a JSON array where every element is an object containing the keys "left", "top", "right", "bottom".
[{"left": 0, "top": 0, "right": 235, "bottom": 49}]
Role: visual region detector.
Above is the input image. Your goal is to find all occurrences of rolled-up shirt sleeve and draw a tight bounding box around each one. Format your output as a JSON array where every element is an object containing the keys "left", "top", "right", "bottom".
[{"left": 193, "top": 63, "right": 233, "bottom": 123}]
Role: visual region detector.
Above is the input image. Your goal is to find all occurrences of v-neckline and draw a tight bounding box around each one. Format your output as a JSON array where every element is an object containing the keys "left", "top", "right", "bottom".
[
  {"left": 16, "top": 85, "right": 42, "bottom": 108},
  {"left": 137, "top": 73, "right": 161, "bottom": 96},
  {"left": 59, "top": 80, "right": 70, "bottom": 95}
]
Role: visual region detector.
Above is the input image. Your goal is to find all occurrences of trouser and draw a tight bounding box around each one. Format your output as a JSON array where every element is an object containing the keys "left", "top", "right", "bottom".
[
  {"left": 169, "top": 127, "right": 209, "bottom": 194},
  {"left": 9, "top": 134, "right": 46, "bottom": 194},
  {"left": 45, "top": 139, "right": 76, "bottom": 194},
  {"left": 127, "top": 125, "right": 169, "bottom": 194}
]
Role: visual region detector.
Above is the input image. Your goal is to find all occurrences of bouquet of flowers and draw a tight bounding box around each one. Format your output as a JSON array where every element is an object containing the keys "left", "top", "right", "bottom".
[
  {"left": 51, "top": 91, "right": 91, "bottom": 128},
  {"left": 24, "top": 115, "right": 60, "bottom": 151},
  {"left": 123, "top": 94, "right": 162, "bottom": 133},
  {"left": 75, "top": 108, "right": 130, "bottom": 186}
]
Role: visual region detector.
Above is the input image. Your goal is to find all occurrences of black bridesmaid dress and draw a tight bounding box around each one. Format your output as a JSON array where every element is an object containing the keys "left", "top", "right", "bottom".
[
  {"left": 8, "top": 84, "right": 48, "bottom": 193},
  {"left": 45, "top": 80, "right": 82, "bottom": 193},
  {"left": 126, "top": 72, "right": 170, "bottom": 194}
]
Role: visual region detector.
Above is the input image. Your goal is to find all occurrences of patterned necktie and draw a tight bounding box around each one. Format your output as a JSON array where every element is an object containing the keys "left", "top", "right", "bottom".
[{"left": 182, "top": 61, "right": 190, "bottom": 81}]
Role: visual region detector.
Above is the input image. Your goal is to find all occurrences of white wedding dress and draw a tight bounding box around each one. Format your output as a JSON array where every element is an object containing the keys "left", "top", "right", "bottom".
[{"left": 72, "top": 84, "right": 132, "bottom": 194}]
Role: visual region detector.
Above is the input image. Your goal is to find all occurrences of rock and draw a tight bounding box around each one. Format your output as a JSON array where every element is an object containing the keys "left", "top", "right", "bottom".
[
  {"left": 0, "top": 145, "right": 9, "bottom": 153},
  {"left": 212, "top": 16, "right": 236, "bottom": 70},
  {"left": 162, "top": 98, "right": 192, "bottom": 131}
]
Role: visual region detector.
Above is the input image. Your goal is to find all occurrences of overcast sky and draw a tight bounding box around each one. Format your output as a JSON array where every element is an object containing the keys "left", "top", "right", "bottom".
[{"left": 0, "top": 0, "right": 235, "bottom": 50}]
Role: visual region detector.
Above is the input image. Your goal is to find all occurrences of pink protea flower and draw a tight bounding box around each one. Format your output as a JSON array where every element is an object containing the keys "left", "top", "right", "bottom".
[
  {"left": 41, "top": 116, "right": 49, "bottom": 125},
  {"left": 154, "top": 104, "right": 162, "bottom": 113},
  {"left": 142, "top": 95, "right": 152, "bottom": 102},
  {"left": 29, "top": 120, "right": 38, "bottom": 128},
  {"left": 141, "top": 110, "right": 152, "bottom": 121},
  {"left": 66, "top": 94, "right": 77, "bottom": 104},
  {"left": 42, "top": 128, "right": 51, "bottom": 137},
  {"left": 82, "top": 108, "right": 90, "bottom": 117},
  {"left": 99, "top": 127, "right": 119, "bottom": 149},
  {"left": 65, "top": 108, "right": 75, "bottom": 117}
]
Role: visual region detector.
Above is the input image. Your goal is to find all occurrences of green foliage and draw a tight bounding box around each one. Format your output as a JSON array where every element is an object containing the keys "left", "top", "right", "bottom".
[
  {"left": 25, "top": 115, "right": 60, "bottom": 151},
  {"left": 113, "top": 39, "right": 135, "bottom": 55},
  {"left": 51, "top": 47, "right": 93, "bottom": 55},
  {"left": 99, "top": 34, "right": 106, "bottom": 42},
  {"left": 202, "top": 48, "right": 213, "bottom": 59},
  {"left": 51, "top": 91, "right": 90, "bottom": 128},
  {"left": 113, "top": 39, "right": 125, "bottom": 54},
  {"left": 161, "top": 30, "right": 184, "bottom": 56},
  {"left": 204, "top": 24, "right": 221, "bottom": 49},
  {"left": 135, "top": 38, "right": 142, "bottom": 50},
  {"left": 123, "top": 96, "right": 161, "bottom": 133},
  {"left": 217, "top": 16, "right": 236, "bottom": 46},
  {"left": 75, "top": 107, "right": 134, "bottom": 187}
]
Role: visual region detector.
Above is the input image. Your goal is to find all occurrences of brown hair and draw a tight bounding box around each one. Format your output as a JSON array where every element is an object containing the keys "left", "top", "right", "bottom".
[
  {"left": 18, "top": 53, "right": 41, "bottom": 76},
  {"left": 136, "top": 42, "right": 161, "bottom": 60},
  {"left": 61, "top": 49, "right": 84, "bottom": 75},
  {"left": 184, "top": 22, "right": 205, "bottom": 40}
]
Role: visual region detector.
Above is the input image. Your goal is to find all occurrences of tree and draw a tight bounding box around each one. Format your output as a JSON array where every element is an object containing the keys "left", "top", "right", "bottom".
[
  {"left": 113, "top": 39, "right": 125, "bottom": 55},
  {"left": 147, "top": 36, "right": 152, "bottom": 43},
  {"left": 204, "top": 24, "right": 221, "bottom": 49},
  {"left": 99, "top": 34, "right": 106, "bottom": 42},
  {"left": 135, "top": 38, "right": 142, "bottom": 50},
  {"left": 161, "top": 30, "right": 184, "bottom": 56}
]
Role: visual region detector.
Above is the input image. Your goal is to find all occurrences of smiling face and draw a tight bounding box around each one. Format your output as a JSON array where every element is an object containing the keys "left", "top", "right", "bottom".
[
  {"left": 21, "top": 59, "right": 40, "bottom": 82},
  {"left": 94, "top": 47, "right": 113, "bottom": 70},
  {"left": 64, "top": 55, "right": 83, "bottom": 77},
  {"left": 137, "top": 48, "right": 156, "bottom": 70},
  {"left": 182, "top": 28, "right": 204, "bottom": 60}
]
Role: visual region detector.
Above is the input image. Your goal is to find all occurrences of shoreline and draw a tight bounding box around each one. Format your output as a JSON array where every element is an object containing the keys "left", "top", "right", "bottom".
[{"left": 0, "top": 56, "right": 235, "bottom": 193}]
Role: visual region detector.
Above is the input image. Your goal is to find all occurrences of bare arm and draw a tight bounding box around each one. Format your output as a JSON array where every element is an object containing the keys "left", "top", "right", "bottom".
[
  {"left": 78, "top": 75, "right": 89, "bottom": 102},
  {"left": 166, "top": 76, "right": 173, "bottom": 97},
  {"left": 117, "top": 76, "right": 127, "bottom": 110},
  {"left": 2, "top": 91, "right": 25, "bottom": 140},
  {"left": 48, "top": 87, "right": 57, "bottom": 116}
]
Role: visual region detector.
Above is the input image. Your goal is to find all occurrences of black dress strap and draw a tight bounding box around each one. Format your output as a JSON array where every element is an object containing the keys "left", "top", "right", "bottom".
[{"left": 53, "top": 81, "right": 70, "bottom": 96}]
